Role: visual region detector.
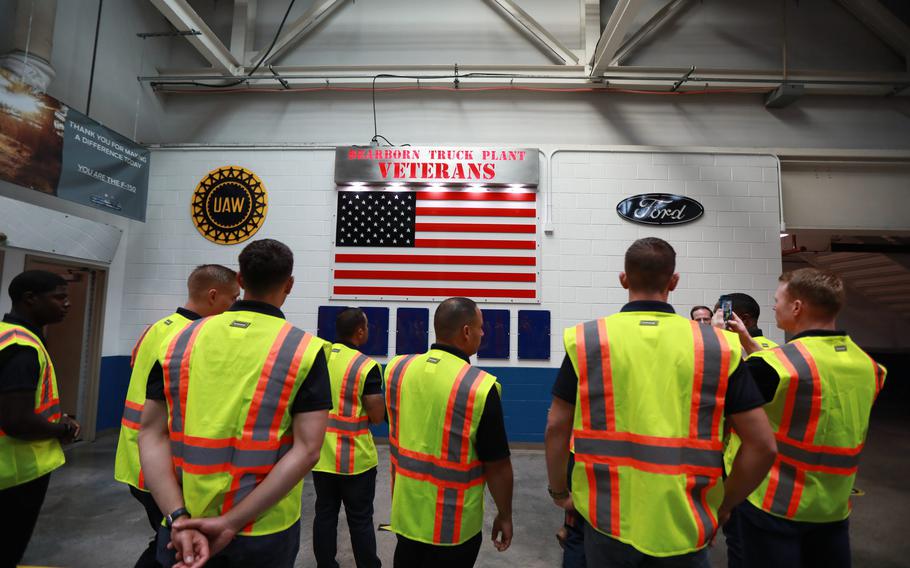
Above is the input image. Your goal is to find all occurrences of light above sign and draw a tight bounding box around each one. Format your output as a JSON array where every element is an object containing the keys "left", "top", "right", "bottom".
[{"left": 616, "top": 193, "right": 704, "bottom": 225}]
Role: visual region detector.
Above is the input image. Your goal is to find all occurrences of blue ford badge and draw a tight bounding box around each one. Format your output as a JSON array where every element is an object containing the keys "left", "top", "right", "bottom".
[{"left": 616, "top": 193, "right": 704, "bottom": 225}]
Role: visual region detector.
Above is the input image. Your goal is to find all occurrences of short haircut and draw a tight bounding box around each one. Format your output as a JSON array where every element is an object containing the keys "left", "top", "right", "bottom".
[
  {"left": 336, "top": 307, "right": 367, "bottom": 341},
  {"left": 780, "top": 268, "right": 845, "bottom": 318},
  {"left": 624, "top": 238, "right": 676, "bottom": 293},
  {"left": 434, "top": 297, "right": 479, "bottom": 340},
  {"left": 9, "top": 270, "right": 67, "bottom": 303},
  {"left": 238, "top": 239, "right": 294, "bottom": 296},
  {"left": 188, "top": 264, "right": 237, "bottom": 299},
  {"left": 728, "top": 293, "right": 760, "bottom": 319},
  {"left": 690, "top": 305, "right": 712, "bottom": 319}
]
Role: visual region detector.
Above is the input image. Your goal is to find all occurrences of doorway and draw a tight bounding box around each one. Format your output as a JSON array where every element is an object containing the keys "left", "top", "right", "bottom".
[{"left": 24, "top": 255, "right": 107, "bottom": 441}]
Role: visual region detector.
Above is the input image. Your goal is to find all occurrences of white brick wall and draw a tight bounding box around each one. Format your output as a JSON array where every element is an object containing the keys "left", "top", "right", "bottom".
[
  {"left": 120, "top": 149, "right": 783, "bottom": 362},
  {"left": 547, "top": 151, "right": 784, "bottom": 352}
]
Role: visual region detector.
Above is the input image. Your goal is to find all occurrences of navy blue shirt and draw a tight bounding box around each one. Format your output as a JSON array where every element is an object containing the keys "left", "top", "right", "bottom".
[{"left": 551, "top": 301, "right": 766, "bottom": 415}]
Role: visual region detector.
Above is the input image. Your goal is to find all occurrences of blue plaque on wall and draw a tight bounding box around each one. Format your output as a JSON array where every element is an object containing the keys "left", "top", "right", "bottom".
[
  {"left": 317, "top": 305, "right": 388, "bottom": 356},
  {"left": 317, "top": 305, "right": 347, "bottom": 343},
  {"left": 478, "top": 309, "right": 510, "bottom": 359},
  {"left": 518, "top": 310, "right": 551, "bottom": 360},
  {"left": 361, "top": 307, "right": 389, "bottom": 356},
  {"left": 396, "top": 308, "right": 429, "bottom": 355}
]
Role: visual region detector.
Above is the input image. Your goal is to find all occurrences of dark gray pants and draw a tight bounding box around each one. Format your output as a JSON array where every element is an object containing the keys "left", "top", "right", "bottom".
[
  {"left": 156, "top": 519, "right": 300, "bottom": 568},
  {"left": 583, "top": 523, "right": 709, "bottom": 568}
]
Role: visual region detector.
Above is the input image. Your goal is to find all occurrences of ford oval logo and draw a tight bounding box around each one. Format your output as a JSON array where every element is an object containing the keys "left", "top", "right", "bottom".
[{"left": 616, "top": 193, "right": 704, "bottom": 225}]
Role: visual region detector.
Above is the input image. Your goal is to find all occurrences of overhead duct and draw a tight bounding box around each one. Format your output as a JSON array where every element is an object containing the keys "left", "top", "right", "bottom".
[{"left": 0, "top": 0, "right": 58, "bottom": 91}]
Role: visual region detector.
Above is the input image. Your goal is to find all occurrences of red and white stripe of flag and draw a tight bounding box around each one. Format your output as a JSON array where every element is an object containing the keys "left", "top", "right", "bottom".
[{"left": 332, "top": 188, "right": 539, "bottom": 302}]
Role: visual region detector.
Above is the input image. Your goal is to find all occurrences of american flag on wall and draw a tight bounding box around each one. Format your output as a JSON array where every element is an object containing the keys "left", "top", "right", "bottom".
[{"left": 331, "top": 188, "right": 539, "bottom": 302}]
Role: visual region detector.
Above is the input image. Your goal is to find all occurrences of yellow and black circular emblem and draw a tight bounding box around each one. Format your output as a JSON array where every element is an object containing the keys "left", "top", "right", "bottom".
[{"left": 192, "top": 166, "right": 268, "bottom": 245}]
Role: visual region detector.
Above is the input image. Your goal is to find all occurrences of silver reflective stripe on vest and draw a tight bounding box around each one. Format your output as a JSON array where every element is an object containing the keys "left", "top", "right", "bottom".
[
  {"left": 574, "top": 437, "right": 723, "bottom": 469},
  {"left": 769, "top": 461, "right": 798, "bottom": 516},
  {"left": 251, "top": 327, "right": 307, "bottom": 442},
  {"left": 387, "top": 355, "right": 419, "bottom": 432},
  {"left": 165, "top": 319, "right": 206, "bottom": 434},
  {"left": 444, "top": 366, "right": 486, "bottom": 462},
  {"left": 39, "top": 404, "right": 61, "bottom": 420},
  {"left": 777, "top": 438, "right": 861, "bottom": 470},
  {"left": 689, "top": 475, "right": 715, "bottom": 544},
  {"left": 122, "top": 405, "right": 143, "bottom": 425},
  {"left": 438, "top": 487, "right": 460, "bottom": 544},
  {"left": 581, "top": 320, "right": 609, "bottom": 430},
  {"left": 339, "top": 437, "right": 352, "bottom": 472},
  {"left": 389, "top": 445, "right": 484, "bottom": 484},
  {"left": 693, "top": 324, "right": 725, "bottom": 440},
  {"left": 171, "top": 440, "right": 292, "bottom": 469},
  {"left": 340, "top": 353, "right": 370, "bottom": 416},
  {"left": 328, "top": 416, "right": 369, "bottom": 432},
  {"left": 592, "top": 463, "right": 614, "bottom": 531},
  {"left": 232, "top": 473, "right": 259, "bottom": 507},
  {"left": 778, "top": 344, "right": 816, "bottom": 442}
]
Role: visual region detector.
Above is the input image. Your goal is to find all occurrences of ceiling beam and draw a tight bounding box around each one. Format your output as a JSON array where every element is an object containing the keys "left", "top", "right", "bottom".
[
  {"left": 590, "top": 0, "right": 644, "bottom": 76},
  {"left": 484, "top": 0, "right": 579, "bottom": 65},
  {"left": 143, "top": 65, "right": 910, "bottom": 96},
  {"left": 230, "top": 0, "right": 256, "bottom": 62},
  {"left": 247, "top": 0, "right": 348, "bottom": 68},
  {"left": 149, "top": 0, "right": 241, "bottom": 75},
  {"left": 611, "top": 0, "right": 693, "bottom": 66},
  {"left": 583, "top": 0, "right": 601, "bottom": 65},
  {"left": 837, "top": 0, "right": 910, "bottom": 70}
]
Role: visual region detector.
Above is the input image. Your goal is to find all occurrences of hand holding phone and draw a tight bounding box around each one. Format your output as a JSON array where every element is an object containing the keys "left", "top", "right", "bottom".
[{"left": 719, "top": 296, "right": 733, "bottom": 323}]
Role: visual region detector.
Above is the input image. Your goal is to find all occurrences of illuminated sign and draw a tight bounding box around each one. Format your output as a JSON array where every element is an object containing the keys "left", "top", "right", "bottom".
[
  {"left": 334, "top": 146, "right": 539, "bottom": 186},
  {"left": 191, "top": 166, "right": 268, "bottom": 245}
]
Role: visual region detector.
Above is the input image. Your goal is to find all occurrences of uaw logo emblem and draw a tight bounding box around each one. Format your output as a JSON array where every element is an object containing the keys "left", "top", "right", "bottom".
[{"left": 192, "top": 166, "right": 268, "bottom": 245}]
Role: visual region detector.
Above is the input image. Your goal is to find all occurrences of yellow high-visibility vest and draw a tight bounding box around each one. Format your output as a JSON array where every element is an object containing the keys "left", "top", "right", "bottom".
[
  {"left": 746, "top": 335, "right": 884, "bottom": 522},
  {"left": 114, "top": 311, "right": 194, "bottom": 490},
  {"left": 0, "top": 323, "right": 65, "bottom": 490},
  {"left": 314, "top": 343, "right": 380, "bottom": 475},
  {"left": 384, "top": 349, "right": 499, "bottom": 545},
  {"left": 564, "top": 312, "right": 742, "bottom": 557},
  {"left": 160, "top": 310, "right": 326, "bottom": 535}
]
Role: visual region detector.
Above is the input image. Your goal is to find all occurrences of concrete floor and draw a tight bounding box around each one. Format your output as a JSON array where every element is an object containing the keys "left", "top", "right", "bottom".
[{"left": 22, "top": 407, "right": 910, "bottom": 568}]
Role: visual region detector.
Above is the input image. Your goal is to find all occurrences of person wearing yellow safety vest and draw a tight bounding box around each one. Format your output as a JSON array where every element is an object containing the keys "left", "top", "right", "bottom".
[
  {"left": 0, "top": 270, "right": 80, "bottom": 567},
  {"left": 711, "top": 291, "right": 778, "bottom": 568},
  {"left": 385, "top": 297, "right": 513, "bottom": 567},
  {"left": 545, "top": 237, "right": 778, "bottom": 567},
  {"left": 312, "top": 307, "right": 386, "bottom": 568},
  {"left": 114, "top": 264, "right": 239, "bottom": 568},
  {"left": 719, "top": 268, "right": 885, "bottom": 568},
  {"left": 138, "top": 239, "right": 332, "bottom": 568}
]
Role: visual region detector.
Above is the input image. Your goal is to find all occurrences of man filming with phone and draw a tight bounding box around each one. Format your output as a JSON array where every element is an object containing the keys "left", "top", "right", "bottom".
[{"left": 715, "top": 269, "right": 885, "bottom": 568}]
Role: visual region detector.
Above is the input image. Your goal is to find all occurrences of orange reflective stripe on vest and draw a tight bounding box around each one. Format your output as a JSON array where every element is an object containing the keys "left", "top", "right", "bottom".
[
  {"left": 386, "top": 354, "right": 419, "bottom": 445},
  {"left": 122, "top": 400, "right": 143, "bottom": 430},
  {"left": 131, "top": 324, "right": 153, "bottom": 367},
  {"left": 387, "top": 355, "right": 489, "bottom": 544},
  {"left": 0, "top": 329, "right": 61, "bottom": 432},
  {"left": 329, "top": 351, "right": 372, "bottom": 473}
]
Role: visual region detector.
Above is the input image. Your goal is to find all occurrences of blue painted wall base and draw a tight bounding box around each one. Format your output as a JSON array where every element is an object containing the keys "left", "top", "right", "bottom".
[{"left": 97, "top": 356, "right": 131, "bottom": 431}]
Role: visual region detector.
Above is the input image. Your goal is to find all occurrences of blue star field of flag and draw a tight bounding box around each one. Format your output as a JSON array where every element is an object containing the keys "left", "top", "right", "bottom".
[{"left": 335, "top": 191, "right": 416, "bottom": 247}]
